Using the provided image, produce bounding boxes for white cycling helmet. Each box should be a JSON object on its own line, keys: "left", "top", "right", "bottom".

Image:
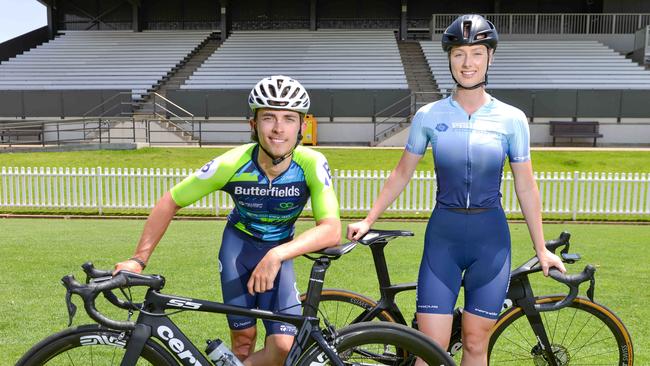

{"left": 248, "top": 75, "right": 310, "bottom": 114}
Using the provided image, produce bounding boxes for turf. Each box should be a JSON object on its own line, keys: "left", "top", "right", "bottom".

{"left": 1, "top": 218, "right": 647, "bottom": 365}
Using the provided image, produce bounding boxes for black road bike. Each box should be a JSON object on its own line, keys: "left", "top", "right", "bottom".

{"left": 303, "top": 230, "right": 634, "bottom": 366}
{"left": 17, "top": 243, "right": 455, "bottom": 366}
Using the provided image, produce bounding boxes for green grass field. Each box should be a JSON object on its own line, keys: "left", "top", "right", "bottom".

{"left": 1, "top": 218, "right": 647, "bottom": 365}
{"left": 1, "top": 146, "right": 650, "bottom": 173}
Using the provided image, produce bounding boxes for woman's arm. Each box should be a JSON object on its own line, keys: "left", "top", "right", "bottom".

{"left": 347, "top": 150, "right": 422, "bottom": 240}
{"left": 511, "top": 161, "right": 566, "bottom": 275}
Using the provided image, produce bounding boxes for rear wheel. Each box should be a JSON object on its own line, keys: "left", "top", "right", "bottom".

{"left": 297, "top": 322, "right": 455, "bottom": 366}
{"left": 16, "top": 324, "right": 178, "bottom": 365}
{"left": 301, "top": 288, "right": 396, "bottom": 330}
{"left": 488, "top": 296, "right": 633, "bottom": 366}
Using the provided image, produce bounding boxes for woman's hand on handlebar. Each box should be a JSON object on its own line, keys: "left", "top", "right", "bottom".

{"left": 537, "top": 248, "right": 566, "bottom": 276}
{"left": 347, "top": 219, "right": 372, "bottom": 241}
{"left": 113, "top": 259, "right": 144, "bottom": 276}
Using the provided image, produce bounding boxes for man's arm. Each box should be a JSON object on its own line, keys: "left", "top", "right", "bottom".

{"left": 247, "top": 218, "right": 341, "bottom": 295}
{"left": 114, "top": 191, "right": 181, "bottom": 274}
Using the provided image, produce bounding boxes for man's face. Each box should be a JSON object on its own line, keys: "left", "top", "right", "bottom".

{"left": 449, "top": 44, "right": 492, "bottom": 88}
{"left": 252, "top": 108, "right": 304, "bottom": 158}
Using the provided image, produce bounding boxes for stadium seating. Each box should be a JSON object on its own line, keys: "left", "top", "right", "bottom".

{"left": 420, "top": 40, "right": 650, "bottom": 91}
{"left": 0, "top": 31, "right": 212, "bottom": 98}
{"left": 182, "top": 29, "right": 408, "bottom": 89}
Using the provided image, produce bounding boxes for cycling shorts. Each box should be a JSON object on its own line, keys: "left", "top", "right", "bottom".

{"left": 416, "top": 207, "right": 511, "bottom": 320}
{"left": 219, "top": 223, "right": 300, "bottom": 336}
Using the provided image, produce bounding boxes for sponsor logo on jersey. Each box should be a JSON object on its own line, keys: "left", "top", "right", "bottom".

{"left": 315, "top": 155, "right": 332, "bottom": 187}
{"left": 234, "top": 186, "right": 301, "bottom": 197}
{"left": 195, "top": 158, "right": 219, "bottom": 180}
{"left": 275, "top": 201, "right": 296, "bottom": 211}
{"left": 435, "top": 123, "right": 449, "bottom": 132}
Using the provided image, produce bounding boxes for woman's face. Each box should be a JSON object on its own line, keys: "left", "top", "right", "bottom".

{"left": 449, "top": 45, "right": 492, "bottom": 88}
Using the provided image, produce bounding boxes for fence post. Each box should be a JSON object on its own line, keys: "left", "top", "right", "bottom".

{"left": 572, "top": 171, "right": 579, "bottom": 220}
{"left": 96, "top": 167, "right": 103, "bottom": 216}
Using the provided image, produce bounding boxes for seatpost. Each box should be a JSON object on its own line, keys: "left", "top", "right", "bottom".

{"left": 302, "top": 257, "right": 331, "bottom": 318}
{"left": 369, "top": 241, "right": 393, "bottom": 288}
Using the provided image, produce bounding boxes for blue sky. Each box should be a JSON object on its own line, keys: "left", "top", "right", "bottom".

{"left": 0, "top": 0, "right": 47, "bottom": 43}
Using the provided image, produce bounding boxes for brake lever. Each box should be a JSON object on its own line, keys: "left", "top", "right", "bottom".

{"left": 64, "top": 288, "right": 77, "bottom": 327}
{"left": 587, "top": 275, "right": 596, "bottom": 302}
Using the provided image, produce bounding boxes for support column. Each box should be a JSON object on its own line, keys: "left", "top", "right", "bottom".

{"left": 220, "top": 1, "right": 228, "bottom": 40}
{"left": 400, "top": 0, "right": 407, "bottom": 41}
{"left": 132, "top": 2, "right": 142, "bottom": 32}
{"left": 46, "top": 1, "right": 58, "bottom": 39}
{"left": 310, "top": 0, "right": 317, "bottom": 31}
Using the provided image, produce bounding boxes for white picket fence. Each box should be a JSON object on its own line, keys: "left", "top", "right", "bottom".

{"left": 2, "top": 167, "right": 650, "bottom": 219}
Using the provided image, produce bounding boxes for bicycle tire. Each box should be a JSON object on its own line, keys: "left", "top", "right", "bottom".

{"left": 488, "top": 295, "right": 633, "bottom": 366}
{"left": 301, "top": 288, "right": 397, "bottom": 329}
{"left": 16, "top": 324, "right": 178, "bottom": 366}
{"left": 296, "top": 321, "right": 455, "bottom": 366}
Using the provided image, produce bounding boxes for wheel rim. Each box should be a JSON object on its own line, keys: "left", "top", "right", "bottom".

{"left": 489, "top": 297, "right": 632, "bottom": 366}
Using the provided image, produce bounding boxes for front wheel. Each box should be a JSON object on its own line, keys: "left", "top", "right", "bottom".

{"left": 16, "top": 324, "right": 178, "bottom": 365}
{"left": 297, "top": 322, "right": 455, "bottom": 366}
{"left": 489, "top": 295, "right": 634, "bottom": 366}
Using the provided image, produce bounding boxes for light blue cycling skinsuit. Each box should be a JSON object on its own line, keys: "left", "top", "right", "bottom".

{"left": 170, "top": 143, "right": 339, "bottom": 335}
{"left": 406, "top": 95, "right": 530, "bottom": 319}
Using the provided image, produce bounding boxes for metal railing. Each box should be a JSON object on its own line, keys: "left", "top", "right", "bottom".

{"left": 2, "top": 167, "right": 649, "bottom": 219}
{"left": 431, "top": 13, "right": 650, "bottom": 35}
{"left": 373, "top": 91, "right": 446, "bottom": 143}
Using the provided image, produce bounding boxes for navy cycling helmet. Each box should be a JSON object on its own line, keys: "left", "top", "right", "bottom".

{"left": 442, "top": 14, "right": 498, "bottom": 90}
{"left": 441, "top": 14, "right": 498, "bottom": 53}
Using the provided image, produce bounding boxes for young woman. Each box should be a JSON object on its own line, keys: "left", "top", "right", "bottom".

{"left": 347, "top": 14, "right": 566, "bottom": 365}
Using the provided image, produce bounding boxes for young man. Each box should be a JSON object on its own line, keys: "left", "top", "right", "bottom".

{"left": 114, "top": 75, "right": 341, "bottom": 365}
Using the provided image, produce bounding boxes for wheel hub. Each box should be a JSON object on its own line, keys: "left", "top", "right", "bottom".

{"left": 531, "top": 343, "right": 570, "bottom": 366}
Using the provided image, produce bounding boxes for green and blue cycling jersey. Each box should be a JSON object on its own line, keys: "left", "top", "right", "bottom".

{"left": 170, "top": 143, "right": 339, "bottom": 242}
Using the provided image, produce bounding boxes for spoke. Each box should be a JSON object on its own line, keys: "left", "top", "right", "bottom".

{"left": 65, "top": 348, "right": 75, "bottom": 365}
{"left": 558, "top": 306, "right": 578, "bottom": 347}
{"left": 499, "top": 321, "right": 536, "bottom": 352}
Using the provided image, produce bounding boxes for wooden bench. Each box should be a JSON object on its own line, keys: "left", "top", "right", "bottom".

{"left": 0, "top": 126, "right": 43, "bottom": 143}
{"left": 549, "top": 121, "right": 603, "bottom": 147}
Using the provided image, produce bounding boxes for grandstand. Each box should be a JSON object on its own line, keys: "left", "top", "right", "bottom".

{"left": 420, "top": 40, "right": 650, "bottom": 91}
{"left": 182, "top": 29, "right": 408, "bottom": 90}
{"left": 0, "top": 30, "right": 212, "bottom": 100}
{"left": 166, "top": 29, "right": 410, "bottom": 120}
{"left": 1, "top": 1, "right": 650, "bottom": 146}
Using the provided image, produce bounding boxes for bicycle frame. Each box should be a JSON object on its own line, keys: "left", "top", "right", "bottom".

{"left": 86, "top": 255, "right": 344, "bottom": 366}
{"left": 335, "top": 230, "right": 595, "bottom": 365}
{"left": 119, "top": 291, "right": 336, "bottom": 366}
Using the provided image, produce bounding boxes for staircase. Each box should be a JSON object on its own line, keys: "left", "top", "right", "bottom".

{"left": 129, "top": 34, "right": 221, "bottom": 144}
{"left": 135, "top": 33, "right": 221, "bottom": 115}
{"left": 160, "top": 36, "right": 221, "bottom": 91}
{"left": 372, "top": 41, "right": 442, "bottom": 145}
{"left": 397, "top": 40, "right": 441, "bottom": 107}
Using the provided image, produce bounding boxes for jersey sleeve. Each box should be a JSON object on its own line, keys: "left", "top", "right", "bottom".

{"left": 405, "top": 107, "right": 429, "bottom": 155}
{"left": 507, "top": 109, "right": 531, "bottom": 163}
{"left": 296, "top": 148, "right": 340, "bottom": 221}
{"left": 170, "top": 145, "right": 252, "bottom": 207}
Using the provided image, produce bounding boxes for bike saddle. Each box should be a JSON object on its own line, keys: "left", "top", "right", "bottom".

{"left": 305, "top": 241, "right": 357, "bottom": 260}
{"left": 358, "top": 229, "right": 414, "bottom": 246}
